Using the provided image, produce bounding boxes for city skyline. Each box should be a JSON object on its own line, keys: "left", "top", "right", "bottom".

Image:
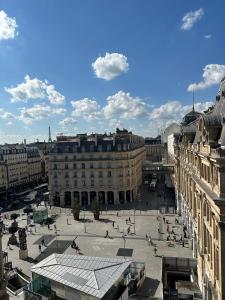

{"left": 0, "top": 0, "right": 225, "bottom": 143}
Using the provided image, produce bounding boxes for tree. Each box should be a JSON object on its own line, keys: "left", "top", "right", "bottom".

{"left": 8, "top": 220, "right": 18, "bottom": 245}
{"left": 72, "top": 198, "right": 80, "bottom": 221}
{"left": 10, "top": 213, "right": 19, "bottom": 220}
{"left": 91, "top": 199, "right": 100, "bottom": 220}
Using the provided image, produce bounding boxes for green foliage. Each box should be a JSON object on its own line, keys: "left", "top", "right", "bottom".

{"left": 71, "top": 198, "right": 80, "bottom": 213}
{"left": 91, "top": 199, "right": 100, "bottom": 213}
{"left": 8, "top": 225, "right": 18, "bottom": 235}
{"left": 23, "top": 207, "right": 33, "bottom": 214}
{"left": 10, "top": 213, "right": 19, "bottom": 220}
{"left": 43, "top": 217, "right": 54, "bottom": 225}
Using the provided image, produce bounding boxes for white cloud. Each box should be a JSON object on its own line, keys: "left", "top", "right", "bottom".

{"left": 149, "top": 100, "right": 213, "bottom": 123}
{"left": 5, "top": 75, "right": 65, "bottom": 105}
{"left": 18, "top": 104, "right": 66, "bottom": 124}
{"left": 204, "top": 34, "right": 212, "bottom": 39}
{"left": 0, "top": 108, "right": 15, "bottom": 121}
{"left": 71, "top": 98, "right": 100, "bottom": 120}
{"left": 59, "top": 117, "right": 77, "bottom": 127}
{"left": 0, "top": 10, "right": 18, "bottom": 40}
{"left": 92, "top": 52, "right": 129, "bottom": 80}
{"left": 188, "top": 64, "right": 225, "bottom": 91}
{"left": 181, "top": 8, "right": 204, "bottom": 31}
{"left": 103, "top": 91, "right": 148, "bottom": 119}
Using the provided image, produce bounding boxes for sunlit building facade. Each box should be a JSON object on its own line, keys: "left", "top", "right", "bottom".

{"left": 174, "top": 78, "right": 225, "bottom": 300}
{"left": 48, "top": 129, "right": 146, "bottom": 207}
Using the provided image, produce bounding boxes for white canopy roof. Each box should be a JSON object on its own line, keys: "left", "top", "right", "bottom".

{"left": 32, "top": 254, "right": 132, "bottom": 298}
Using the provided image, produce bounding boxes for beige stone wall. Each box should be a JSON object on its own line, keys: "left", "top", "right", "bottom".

{"left": 174, "top": 142, "right": 225, "bottom": 299}
{"left": 48, "top": 146, "right": 146, "bottom": 206}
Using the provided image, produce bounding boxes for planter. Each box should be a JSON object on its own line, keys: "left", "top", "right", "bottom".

{"left": 94, "top": 212, "right": 100, "bottom": 220}
{"left": 73, "top": 212, "right": 80, "bottom": 221}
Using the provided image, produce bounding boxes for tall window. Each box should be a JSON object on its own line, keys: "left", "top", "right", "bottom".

{"left": 53, "top": 164, "right": 57, "bottom": 170}
{"left": 82, "top": 163, "right": 85, "bottom": 169}
{"left": 73, "top": 163, "right": 77, "bottom": 169}
{"left": 65, "top": 164, "right": 68, "bottom": 169}
{"left": 107, "top": 171, "right": 112, "bottom": 177}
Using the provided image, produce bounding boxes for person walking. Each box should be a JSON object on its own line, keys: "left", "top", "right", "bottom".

{"left": 154, "top": 247, "right": 158, "bottom": 256}
{"left": 163, "top": 216, "right": 165, "bottom": 223}
{"left": 41, "top": 238, "right": 46, "bottom": 247}
{"left": 54, "top": 224, "right": 57, "bottom": 231}
{"left": 128, "top": 217, "right": 131, "bottom": 222}
{"left": 182, "top": 240, "right": 185, "bottom": 247}
{"left": 127, "top": 227, "right": 130, "bottom": 234}
{"left": 146, "top": 234, "right": 148, "bottom": 240}
{"left": 112, "top": 221, "right": 115, "bottom": 228}
{"left": 47, "top": 224, "right": 50, "bottom": 230}
{"left": 38, "top": 244, "right": 42, "bottom": 253}
{"left": 105, "top": 230, "right": 109, "bottom": 238}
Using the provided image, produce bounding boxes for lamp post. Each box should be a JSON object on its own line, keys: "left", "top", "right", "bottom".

{"left": 83, "top": 209, "right": 86, "bottom": 233}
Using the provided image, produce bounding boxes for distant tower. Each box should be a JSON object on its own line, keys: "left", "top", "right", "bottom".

{"left": 48, "top": 126, "right": 52, "bottom": 143}
{"left": 192, "top": 88, "right": 195, "bottom": 112}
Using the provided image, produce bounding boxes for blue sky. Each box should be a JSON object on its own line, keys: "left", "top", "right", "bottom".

{"left": 0, "top": 0, "right": 225, "bottom": 143}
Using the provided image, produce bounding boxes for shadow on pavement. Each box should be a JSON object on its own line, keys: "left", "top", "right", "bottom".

{"left": 136, "top": 277, "right": 160, "bottom": 297}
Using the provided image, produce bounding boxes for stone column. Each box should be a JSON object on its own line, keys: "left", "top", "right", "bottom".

{"left": 60, "top": 192, "right": 65, "bottom": 207}
{"left": 88, "top": 192, "right": 90, "bottom": 206}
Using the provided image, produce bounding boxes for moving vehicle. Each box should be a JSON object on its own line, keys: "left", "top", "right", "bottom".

{"left": 24, "top": 191, "right": 37, "bottom": 203}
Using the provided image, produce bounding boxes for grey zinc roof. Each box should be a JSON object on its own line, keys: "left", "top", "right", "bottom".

{"left": 32, "top": 254, "right": 132, "bottom": 299}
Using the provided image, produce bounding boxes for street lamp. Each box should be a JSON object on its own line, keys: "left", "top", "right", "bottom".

{"left": 83, "top": 209, "right": 86, "bottom": 233}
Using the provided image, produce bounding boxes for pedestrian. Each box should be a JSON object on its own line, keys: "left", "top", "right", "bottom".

{"left": 127, "top": 227, "right": 130, "bottom": 234}
{"left": 105, "top": 230, "right": 109, "bottom": 238}
{"left": 112, "top": 221, "right": 115, "bottom": 228}
{"left": 146, "top": 234, "right": 148, "bottom": 240}
{"left": 41, "top": 238, "right": 45, "bottom": 247}
{"left": 167, "top": 235, "right": 170, "bottom": 241}
{"left": 67, "top": 218, "right": 69, "bottom": 225}
{"left": 154, "top": 247, "right": 158, "bottom": 256}
{"left": 116, "top": 212, "right": 119, "bottom": 217}
{"left": 7, "top": 240, "right": 10, "bottom": 249}
{"left": 47, "top": 224, "right": 50, "bottom": 230}
{"left": 128, "top": 217, "right": 131, "bottom": 222}
{"left": 38, "top": 244, "right": 42, "bottom": 253}
{"left": 54, "top": 224, "right": 57, "bottom": 231}
{"left": 182, "top": 240, "right": 185, "bottom": 247}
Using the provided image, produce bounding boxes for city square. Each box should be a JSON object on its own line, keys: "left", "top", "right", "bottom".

{"left": 1, "top": 187, "right": 192, "bottom": 299}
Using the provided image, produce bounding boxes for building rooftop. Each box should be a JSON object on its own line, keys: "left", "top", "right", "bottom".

{"left": 32, "top": 254, "right": 132, "bottom": 298}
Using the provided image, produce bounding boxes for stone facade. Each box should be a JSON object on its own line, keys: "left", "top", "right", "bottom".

{"left": 174, "top": 78, "right": 225, "bottom": 300}
{"left": 0, "top": 145, "right": 42, "bottom": 201}
{"left": 145, "top": 136, "right": 163, "bottom": 162}
{"left": 48, "top": 129, "right": 146, "bottom": 207}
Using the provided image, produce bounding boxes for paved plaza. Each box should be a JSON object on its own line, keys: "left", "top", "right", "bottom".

{"left": 1, "top": 186, "right": 192, "bottom": 299}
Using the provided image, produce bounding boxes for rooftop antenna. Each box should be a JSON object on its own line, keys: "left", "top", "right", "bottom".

{"left": 192, "top": 88, "right": 195, "bottom": 112}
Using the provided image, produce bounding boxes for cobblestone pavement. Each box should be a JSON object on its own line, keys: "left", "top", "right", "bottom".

{"left": 2, "top": 184, "right": 192, "bottom": 299}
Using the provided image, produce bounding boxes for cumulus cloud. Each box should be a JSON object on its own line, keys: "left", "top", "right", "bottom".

{"left": 92, "top": 52, "right": 129, "bottom": 80}
{"left": 103, "top": 91, "right": 148, "bottom": 119}
{"left": 149, "top": 100, "right": 213, "bottom": 123}
{"left": 188, "top": 64, "right": 225, "bottom": 91}
{"left": 5, "top": 75, "right": 65, "bottom": 105}
{"left": 0, "top": 10, "right": 18, "bottom": 40}
{"left": 204, "top": 34, "right": 212, "bottom": 39}
{"left": 59, "top": 117, "right": 77, "bottom": 128}
{"left": 18, "top": 104, "right": 66, "bottom": 124}
{"left": 181, "top": 8, "right": 204, "bottom": 31}
{"left": 71, "top": 98, "right": 100, "bottom": 120}
{"left": 0, "top": 108, "right": 15, "bottom": 122}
